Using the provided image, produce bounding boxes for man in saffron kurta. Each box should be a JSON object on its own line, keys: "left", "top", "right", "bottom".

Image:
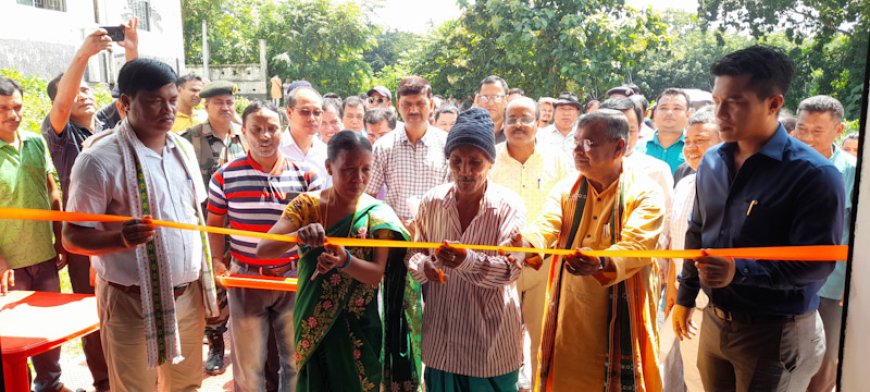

{"left": 522, "top": 110, "right": 665, "bottom": 392}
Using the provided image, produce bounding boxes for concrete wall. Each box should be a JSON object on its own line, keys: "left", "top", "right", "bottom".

{"left": 0, "top": 0, "right": 185, "bottom": 82}
{"left": 186, "top": 64, "right": 268, "bottom": 99}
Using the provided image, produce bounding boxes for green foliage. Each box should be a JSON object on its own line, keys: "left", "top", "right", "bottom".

{"left": 408, "top": 0, "right": 670, "bottom": 101}
{"left": 697, "top": 0, "right": 868, "bottom": 119}
{"left": 1, "top": 68, "right": 113, "bottom": 135}
{"left": 365, "top": 30, "right": 422, "bottom": 74}
{"left": 259, "top": 0, "right": 377, "bottom": 96}
{"left": 182, "top": 0, "right": 379, "bottom": 97}
{"left": 181, "top": 0, "right": 265, "bottom": 65}
{"left": 234, "top": 95, "right": 252, "bottom": 115}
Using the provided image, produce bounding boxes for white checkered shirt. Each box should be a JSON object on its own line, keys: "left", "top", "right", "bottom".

{"left": 365, "top": 124, "right": 451, "bottom": 220}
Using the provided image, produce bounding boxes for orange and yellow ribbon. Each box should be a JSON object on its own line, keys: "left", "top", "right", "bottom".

{"left": 0, "top": 207, "right": 849, "bottom": 292}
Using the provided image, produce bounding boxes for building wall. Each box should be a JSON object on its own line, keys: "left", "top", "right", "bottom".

{"left": 186, "top": 64, "right": 269, "bottom": 99}
{"left": 0, "top": 0, "right": 185, "bottom": 83}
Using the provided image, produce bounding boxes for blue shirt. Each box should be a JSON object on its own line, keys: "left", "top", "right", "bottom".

{"left": 677, "top": 125, "right": 844, "bottom": 316}
{"left": 638, "top": 131, "right": 685, "bottom": 174}
{"left": 817, "top": 146, "right": 856, "bottom": 300}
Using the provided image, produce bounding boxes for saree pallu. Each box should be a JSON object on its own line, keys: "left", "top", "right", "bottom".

{"left": 292, "top": 195, "right": 422, "bottom": 392}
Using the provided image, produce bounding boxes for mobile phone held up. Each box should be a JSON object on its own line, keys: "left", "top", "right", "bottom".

{"left": 101, "top": 26, "right": 125, "bottom": 42}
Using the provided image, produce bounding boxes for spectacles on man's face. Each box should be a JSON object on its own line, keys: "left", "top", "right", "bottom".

{"left": 294, "top": 108, "right": 323, "bottom": 117}
{"left": 505, "top": 116, "right": 537, "bottom": 127}
{"left": 478, "top": 95, "right": 505, "bottom": 104}
{"left": 368, "top": 97, "right": 387, "bottom": 105}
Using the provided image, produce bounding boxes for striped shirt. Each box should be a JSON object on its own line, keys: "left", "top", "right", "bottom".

{"left": 365, "top": 124, "right": 451, "bottom": 220}
{"left": 407, "top": 182, "right": 527, "bottom": 378}
{"left": 208, "top": 154, "right": 322, "bottom": 265}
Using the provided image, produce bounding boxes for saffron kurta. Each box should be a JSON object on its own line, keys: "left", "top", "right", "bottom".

{"left": 523, "top": 167, "right": 665, "bottom": 392}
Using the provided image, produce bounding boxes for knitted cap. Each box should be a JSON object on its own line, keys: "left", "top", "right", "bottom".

{"left": 445, "top": 108, "right": 496, "bottom": 162}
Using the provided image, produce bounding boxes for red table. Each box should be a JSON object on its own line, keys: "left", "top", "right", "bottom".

{"left": 1, "top": 291, "right": 99, "bottom": 392}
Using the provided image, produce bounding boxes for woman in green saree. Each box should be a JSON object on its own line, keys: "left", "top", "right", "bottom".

{"left": 257, "top": 130, "right": 422, "bottom": 392}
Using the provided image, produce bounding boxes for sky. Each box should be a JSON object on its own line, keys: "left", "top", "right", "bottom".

{"left": 366, "top": 0, "right": 700, "bottom": 34}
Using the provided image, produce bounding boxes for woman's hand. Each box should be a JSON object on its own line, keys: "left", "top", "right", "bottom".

{"left": 296, "top": 223, "right": 327, "bottom": 247}
{"left": 316, "top": 243, "right": 348, "bottom": 274}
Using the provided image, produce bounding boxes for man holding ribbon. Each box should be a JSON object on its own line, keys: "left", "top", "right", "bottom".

{"left": 62, "top": 59, "right": 219, "bottom": 391}
{"left": 407, "top": 108, "right": 527, "bottom": 391}
{"left": 207, "top": 100, "right": 322, "bottom": 391}
{"left": 672, "top": 46, "right": 844, "bottom": 392}
{"left": 521, "top": 109, "right": 665, "bottom": 391}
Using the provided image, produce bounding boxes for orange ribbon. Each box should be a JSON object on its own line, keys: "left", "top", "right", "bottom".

{"left": 1, "top": 207, "right": 849, "bottom": 292}
{"left": 216, "top": 275, "right": 298, "bottom": 292}
{"left": 0, "top": 207, "right": 848, "bottom": 261}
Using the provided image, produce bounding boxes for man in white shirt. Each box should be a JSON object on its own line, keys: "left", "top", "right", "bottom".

{"left": 63, "top": 58, "right": 218, "bottom": 391}
{"left": 280, "top": 86, "right": 330, "bottom": 186}
{"left": 538, "top": 92, "right": 581, "bottom": 157}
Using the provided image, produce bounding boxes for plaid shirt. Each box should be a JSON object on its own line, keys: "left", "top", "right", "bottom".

{"left": 365, "top": 124, "right": 451, "bottom": 220}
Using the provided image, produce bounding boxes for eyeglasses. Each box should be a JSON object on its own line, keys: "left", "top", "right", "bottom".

{"left": 368, "top": 97, "right": 387, "bottom": 105}
{"left": 294, "top": 108, "right": 323, "bottom": 117}
{"left": 574, "top": 137, "right": 619, "bottom": 151}
{"left": 478, "top": 95, "right": 505, "bottom": 104}
{"left": 505, "top": 116, "right": 536, "bottom": 126}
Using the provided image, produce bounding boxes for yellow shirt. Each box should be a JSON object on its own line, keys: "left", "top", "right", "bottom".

{"left": 171, "top": 109, "right": 207, "bottom": 133}
{"left": 523, "top": 167, "right": 665, "bottom": 391}
{"left": 489, "top": 143, "right": 575, "bottom": 222}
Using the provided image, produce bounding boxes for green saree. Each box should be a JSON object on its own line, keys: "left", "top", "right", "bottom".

{"left": 293, "top": 194, "right": 422, "bottom": 392}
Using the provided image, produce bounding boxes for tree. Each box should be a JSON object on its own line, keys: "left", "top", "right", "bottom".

{"left": 697, "top": 0, "right": 869, "bottom": 119}
{"left": 181, "top": 0, "right": 264, "bottom": 65}
{"left": 365, "top": 30, "right": 422, "bottom": 75}
{"left": 408, "top": 0, "right": 670, "bottom": 101}
{"left": 258, "top": 0, "right": 377, "bottom": 96}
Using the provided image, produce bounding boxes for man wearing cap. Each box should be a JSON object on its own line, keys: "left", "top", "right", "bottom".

{"left": 407, "top": 107, "right": 526, "bottom": 391}
{"left": 472, "top": 75, "right": 509, "bottom": 143}
{"left": 180, "top": 79, "right": 246, "bottom": 374}
{"left": 539, "top": 92, "right": 582, "bottom": 157}
{"left": 40, "top": 22, "right": 140, "bottom": 392}
{"left": 366, "top": 76, "right": 449, "bottom": 230}
{"left": 366, "top": 85, "right": 393, "bottom": 110}
{"left": 181, "top": 80, "right": 246, "bottom": 189}
{"left": 489, "top": 97, "right": 574, "bottom": 391}
{"left": 520, "top": 110, "right": 665, "bottom": 391}
{"left": 172, "top": 74, "right": 207, "bottom": 133}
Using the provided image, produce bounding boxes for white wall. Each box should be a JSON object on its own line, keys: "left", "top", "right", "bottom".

{"left": 0, "top": 0, "right": 185, "bottom": 80}
{"left": 841, "top": 85, "right": 870, "bottom": 390}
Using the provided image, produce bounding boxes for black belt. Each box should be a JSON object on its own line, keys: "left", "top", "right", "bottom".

{"left": 107, "top": 280, "right": 191, "bottom": 300}
{"left": 708, "top": 305, "right": 813, "bottom": 324}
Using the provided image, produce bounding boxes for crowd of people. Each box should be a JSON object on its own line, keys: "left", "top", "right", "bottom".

{"left": 0, "top": 19, "right": 858, "bottom": 392}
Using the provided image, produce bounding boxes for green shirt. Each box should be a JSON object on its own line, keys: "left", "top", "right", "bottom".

{"left": 0, "top": 132, "right": 57, "bottom": 269}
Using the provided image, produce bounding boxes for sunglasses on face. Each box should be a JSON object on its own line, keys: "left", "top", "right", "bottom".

{"left": 368, "top": 97, "right": 387, "bottom": 105}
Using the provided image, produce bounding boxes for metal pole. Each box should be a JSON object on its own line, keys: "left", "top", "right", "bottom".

{"left": 202, "top": 19, "right": 210, "bottom": 79}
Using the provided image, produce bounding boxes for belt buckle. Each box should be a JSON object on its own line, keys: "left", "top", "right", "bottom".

{"left": 715, "top": 307, "right": 733, "bottom": 321}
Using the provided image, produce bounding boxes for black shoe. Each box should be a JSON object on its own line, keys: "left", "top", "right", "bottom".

{"left": 205, "top": 332, "right": 225, "bottom": 374}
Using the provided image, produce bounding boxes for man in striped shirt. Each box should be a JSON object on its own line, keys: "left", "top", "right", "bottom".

{"left": 206, "top": 101, "right": 322, "bottom": 391}
{"left": 407, "top": 108, "right": 526, "bottom": 391}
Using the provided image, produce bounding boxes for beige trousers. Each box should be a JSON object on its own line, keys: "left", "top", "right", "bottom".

{"left": 96, "top": 277, "right": 205, "bottom": 392}
{"left": 518, "top": 258, "right": 550, "bottom": 382}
